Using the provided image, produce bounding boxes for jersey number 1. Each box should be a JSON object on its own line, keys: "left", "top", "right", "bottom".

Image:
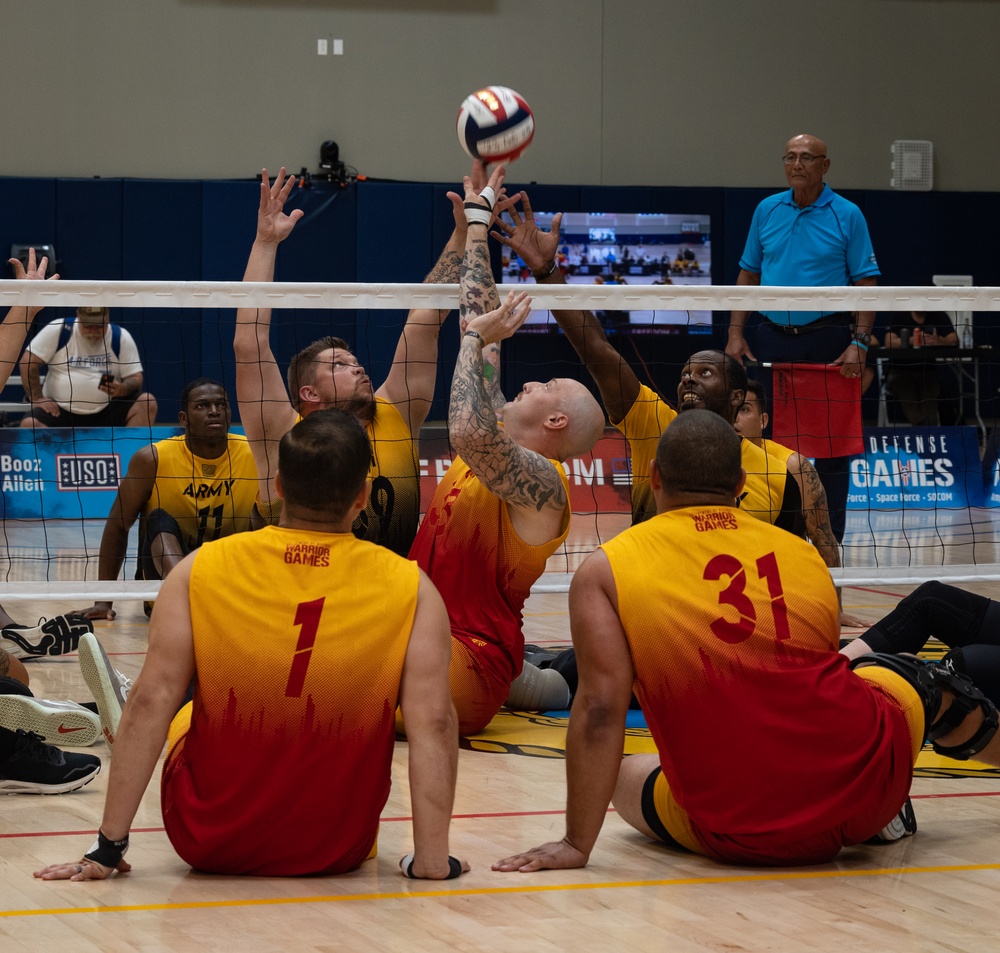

{"left": 285, "top": 597, "right": 325, "bottom": 697}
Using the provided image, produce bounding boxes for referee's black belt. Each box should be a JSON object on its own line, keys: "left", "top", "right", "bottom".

{"left": 764, "top": 312, "right": 851, "bottom": 335}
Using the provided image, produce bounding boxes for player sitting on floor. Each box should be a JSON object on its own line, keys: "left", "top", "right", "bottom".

{"left": 494, "top": 411, "right": 1000, "bottom": 872}
{"left": 80, "top": 378, "right": 257, "bottom": 622}
{"left": 408, "top": 171, "right": 605, "bottom": 736}
{"left": 34, "top": 410, "right": 468, "bottom": 881}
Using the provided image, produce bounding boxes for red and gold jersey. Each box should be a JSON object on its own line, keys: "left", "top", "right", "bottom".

{"left": 141, "top": 434, "right": 257, "bottom": 549}
{"left": 602, "top": 506, "right": 914, "bottom": 862}
{"left": 409, "top": 456, "right": 570, "bottom": 684}
{"left": 615, "top": 385, "right": 800, "bottom": 533}
{"left": 162, "top": 526, "right": 419, "bottom": 876}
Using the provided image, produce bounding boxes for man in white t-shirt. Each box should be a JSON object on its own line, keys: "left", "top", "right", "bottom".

{"left": 19, "top": 306, "right": 157, "bottom": 428}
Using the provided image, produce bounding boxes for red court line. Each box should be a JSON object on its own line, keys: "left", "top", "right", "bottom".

{"left": 847, "top": 585, "right": 915, "bottom": 598}
{"left": 3, "top": 797, "right": 996, "bottom": 842}
{"left": 0, "top": 810, "right": 582, "bottom": 841}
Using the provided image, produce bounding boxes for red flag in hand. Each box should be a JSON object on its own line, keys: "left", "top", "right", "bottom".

{"left": 770, "top": 363, "right": 863, "bottom": 458}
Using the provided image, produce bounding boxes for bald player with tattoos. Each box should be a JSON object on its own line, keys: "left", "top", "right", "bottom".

{"left": 409, "top": 169, "right": 605, "bottom": 736}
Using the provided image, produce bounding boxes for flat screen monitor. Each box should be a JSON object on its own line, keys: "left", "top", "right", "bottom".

{"left": 502, "top": 212, "right": 712, "bottom": 334}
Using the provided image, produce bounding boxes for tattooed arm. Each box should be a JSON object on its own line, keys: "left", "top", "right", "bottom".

{"left": 786, "top": 453, "right": 871, "bottom": 629}
{"left": 379, "top": 160, "right": 499, "bottom": 435}
{"left": 783, "top": 449, "right": 869, "bottom": 626}
{"left": 457, "top": 167, "right": 506, "bottom": 412}
{"left": 450, "top": 289, "right": 568, "bottom": 545}
{"left": 785, "top": 452, "right": 839, "bottom": 570}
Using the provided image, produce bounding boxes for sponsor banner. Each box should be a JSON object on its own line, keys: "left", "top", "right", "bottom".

{"left": 8, "top": 425, "right": 977, "bottom": 520}
{"left": 848, "top": 427, "right": 984, "bottom": 510}
{"left": 1, "top": 425, "right": 637, "bottom": 521}
{"left": 0, "top": 426, "right": 183, "bottom": 518}
{"left": 419, "top": 428, "right": 634, "bottom": 514}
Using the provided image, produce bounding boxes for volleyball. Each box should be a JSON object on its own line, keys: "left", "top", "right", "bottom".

{"left": 456, "top": 86, "right": 535, "bottom": 163}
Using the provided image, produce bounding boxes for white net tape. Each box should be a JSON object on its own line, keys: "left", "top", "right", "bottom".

{"left": 0, "top": 280, "right": 998, "bottom": 601}
{"left": 3, "top": 280, "right": 1000, "bottom": 311}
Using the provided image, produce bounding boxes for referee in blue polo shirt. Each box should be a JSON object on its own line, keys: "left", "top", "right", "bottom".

{"left": 726, "top": 133, "right": 880, "bottom": 545}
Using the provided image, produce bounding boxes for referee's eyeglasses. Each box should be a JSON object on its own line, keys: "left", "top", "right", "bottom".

{"left": 782, "top": 153, "right": 826, "bottom": 165}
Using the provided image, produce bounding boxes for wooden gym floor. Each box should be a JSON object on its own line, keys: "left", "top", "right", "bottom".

{"left": 3, "top": 514, "right": 1000, "bottom": 953}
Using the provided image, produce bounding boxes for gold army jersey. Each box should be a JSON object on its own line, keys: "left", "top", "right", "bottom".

{"left": 615, "top": 384, "right": 802, "bottom": 533}
{"left": 141, "top": 434, "right": 257, "bottom": 548}
{"left": 353, "top": 397, "right": 421, "bottom": 556}
{"left": 162, "top": 526, "right": 420, "bottom": 876}
{"left": 260, "top": 399, "right": 421, "bottom": 555}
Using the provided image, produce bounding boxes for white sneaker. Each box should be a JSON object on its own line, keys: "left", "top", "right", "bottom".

{"left": 868, "top": 797, "right": 918, "bottom": 843}
{"left": 0, "top": 614, "right": 94, "bottom": 659}
{"left": 78, "top": 633, "right": 132, "bottom": 748}
{"left": 0, "top": 695, "right": 101, "bottom": 747}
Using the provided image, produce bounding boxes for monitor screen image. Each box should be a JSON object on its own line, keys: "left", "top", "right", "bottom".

{"left": 502, "top": 211, "right": 712, "bottom": 333}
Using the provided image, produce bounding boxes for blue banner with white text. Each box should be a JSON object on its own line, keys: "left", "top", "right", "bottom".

{"left": 848, "top": 427, "right": 984, "bottom": 510}
{"left": 0, "top": 427, "right": 184, "bottom": 519}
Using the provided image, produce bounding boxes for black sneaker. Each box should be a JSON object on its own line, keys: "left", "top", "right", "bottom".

{"left": 523, "top": 644, "right": 569, "bottom": 669}
{"left": 0, "top": 614, "right": 94, "bottom": 659}
{"left": 867, "top": 797, "right": 918, "bottom": 843}
{"left": 0, "top": 730, "right": 101, "bottom": 794}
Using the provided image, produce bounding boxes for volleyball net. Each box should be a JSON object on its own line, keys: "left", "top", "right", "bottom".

{"left": 0, "top": 278, "right": 998, "bottom": 601}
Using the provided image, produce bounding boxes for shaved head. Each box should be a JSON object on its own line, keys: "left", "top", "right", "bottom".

{"left": 503, "top": 378, "right": 605, "bottom": 461}
{"left": 557, "top": 380, "right": 606, "bottom": 459}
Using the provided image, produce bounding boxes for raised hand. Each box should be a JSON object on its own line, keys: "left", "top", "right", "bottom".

{"left": 491, "top": 191, "right": 562, "bottom": 275}
{"left": 10, "top": 247, "right": 57, "bottom": 282}
{"left": 465, "top": 290, "right": 532, "bottom": 345}
{"left": 448, "top": 158, "right": 506, "bottom": 233}
{"left": 255, "top": 168, "right": 304, "bottom": 245}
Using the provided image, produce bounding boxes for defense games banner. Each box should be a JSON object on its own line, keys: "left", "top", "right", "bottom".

{"left": 848, "top": 426, "right": 984, "bottom": 510}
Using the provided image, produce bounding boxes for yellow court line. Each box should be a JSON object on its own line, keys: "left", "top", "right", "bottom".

{"left": 7, "top": 862, "right": 1000, "bottom": 919}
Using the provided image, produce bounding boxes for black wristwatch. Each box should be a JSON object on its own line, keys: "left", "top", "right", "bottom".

{"left": 853, "top": 331, "right": 872, "bottom": 347}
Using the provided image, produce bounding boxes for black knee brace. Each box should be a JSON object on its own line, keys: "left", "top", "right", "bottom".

{"left": 850, "top": 652, "right": 1000, "bottom": 761}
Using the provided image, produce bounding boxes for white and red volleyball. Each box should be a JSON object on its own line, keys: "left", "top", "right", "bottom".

{"left": 456, "top": 86, "right": 535, "bottom": 163}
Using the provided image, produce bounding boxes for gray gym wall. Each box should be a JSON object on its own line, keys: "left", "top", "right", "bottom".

{"left": 1, "top": 0, "right": 993, "bottom": 190}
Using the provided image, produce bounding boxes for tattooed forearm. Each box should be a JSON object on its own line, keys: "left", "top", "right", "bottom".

{"left": 450, "top": 338, "right": 566, "bottom": 513}
{"left": 450, "top": 339, "right": 504, "bottom": 447}
{"left": 426, "top": 249, "right": 463, "bottom": 285}
{"left": 795, "top": 457, "right": 840, "bottom": 568}
{"left": 459, "top": 240, "right": 501, "bottom": 327}
{"left": 459, "top": 235, "right": 503, "bottom": 401}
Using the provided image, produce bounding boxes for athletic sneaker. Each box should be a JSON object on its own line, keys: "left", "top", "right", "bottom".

{"left": 0, "top": 729, "right": 101, "bottom": 794}
{"left": 78, "top": 633, "right": 131, "bottom": 748}
{"left": 0, "top": 614, "right": 94, "bottom": 659}
{"left": 523, "top": 644, "right": 568, "bottom": 669}
{"left": 0, "top": 695, "right": 101, "bottom": 746}
{"left": 868, "top": 797, "right": 918, "bottom": 843}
